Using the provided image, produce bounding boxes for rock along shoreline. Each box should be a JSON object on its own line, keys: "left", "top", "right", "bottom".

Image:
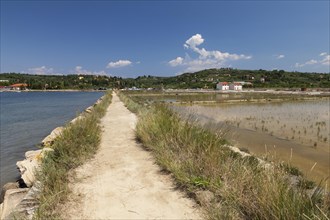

{"left": 0, "top": 95, "right": 106, "bottom": 220}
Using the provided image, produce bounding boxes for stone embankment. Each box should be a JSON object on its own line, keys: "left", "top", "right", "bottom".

{"left": 0, "top": 96, "right": 105, "bottom": 220}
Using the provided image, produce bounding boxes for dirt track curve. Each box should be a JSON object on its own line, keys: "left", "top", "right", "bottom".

{"left": 62, "top": 92, "right": 201, "bottom": 219}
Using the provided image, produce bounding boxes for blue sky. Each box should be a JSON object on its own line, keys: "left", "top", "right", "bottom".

{"left": 1, "top": 1, "right": 329, "bottom": 78}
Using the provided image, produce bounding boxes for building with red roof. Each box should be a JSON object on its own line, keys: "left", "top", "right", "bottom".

{"left": 216, "top": 82, "right": 229, "bottom": 90}
{"left": 10, "top": 83, "right": 28, "bottom": 90}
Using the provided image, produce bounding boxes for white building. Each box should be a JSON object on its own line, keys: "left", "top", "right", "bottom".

{"left": 216, "top": 82, "right": 229, "bottom": 90}
{"left": 229, "top": 83, "right": 243, "bottom": 91}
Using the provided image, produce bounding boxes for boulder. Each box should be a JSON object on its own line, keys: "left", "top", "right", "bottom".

{"left": 16, "top": 160, "right": 38, "bottom": 188}
{"left": 85, "top": 106, "right": 93, "bottom": 113}
{"left": 16, "top": 148, "right": 54, "bottom": 187}
{"left": 0, "top": 188, "right": 29, "bottom": 220}
{"left": 25, "top": 150, "right": 41, "bottom": 160}
{"left": 70, "top": 115, "right": 84, "bottom": 124}
{"left": 228, "top": 145, "right": 250, "bottom": 158}
{"left": 0, "top": 182, "right": 19, "bottom": 204}
{"left": 8, "top": 182, "right": 41, "bottom": 220}
{"left": 41, "top": 126, "right": 63, "bottom": 146}
{"left": 95, "top": 98, "right": 102, "bottom": 105}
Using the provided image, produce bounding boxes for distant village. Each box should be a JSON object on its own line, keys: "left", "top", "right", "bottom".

{"left": 0, "top": 77, "right": 252, "bottom": 92}
{"left": 0, "top": 80, "right": 269, "bottom": 92}
{"left": 126, "top": 81, "right": 252, "bottom": 91}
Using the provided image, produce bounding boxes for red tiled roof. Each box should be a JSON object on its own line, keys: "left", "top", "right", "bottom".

{"left": 10, "top": 83, "right": 28, "bottom": 87}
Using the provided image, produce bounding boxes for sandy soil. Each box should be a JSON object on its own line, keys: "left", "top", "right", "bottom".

{"left": 62, "top": 93, "right": 201, "bottom": 219}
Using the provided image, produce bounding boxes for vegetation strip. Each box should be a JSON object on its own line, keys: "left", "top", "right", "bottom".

{"left": 119, "top": 92, "right": 329, "bottom": 219}
{"left": 34, "top": 92, "right": 112, "bottom": 219}
{"left": 1, "top": 68, "right": 330, "bottom": 90}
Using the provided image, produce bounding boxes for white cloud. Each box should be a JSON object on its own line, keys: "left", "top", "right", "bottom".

{"left": 169, "top": 34, "right": 251, "bottom": 72}
{"left": 28, "top": 66, "right": 54, "bottom": 75}
{"left": 294, "top": 59, "right": 319, "bottom": 67}
{"left": 319, "top": 52, "right": 330, "bottom": 65}
{"left": 294, "top": 62, "right": 301, "bottom": 68}
{"left": 106, "top": 60, "right": 132, "bottom": 68}
{"left": 169, "top": 57, "right": 184, "bottom": 67}
{"left": 276, "top": 54, "right": 285, "bottom": 59}
{"left": 305, "top": 59, "right": 318, "bottom": 65}
{"left": 183, "top": 34, "right": 251, "bottom": 61}
{"left": 295, "top": 59, "right": 318, "bottom": 68}
{"left": 73, "top": 66, "right": 107, "bottom": 75}
{"left": 184, "top": 34, "right": 204, "bottom": 50}
{"left": 295, "top": 52, "right": 330, "bottom": 68}
{"left": 321, "top": 55, "right": 330, "bottom": 65}
{"left": 27, "top": 65, "right": 108, "bottom": 75}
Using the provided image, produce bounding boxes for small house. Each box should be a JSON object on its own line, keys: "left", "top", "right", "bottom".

{"left": 216, "top": 82, "right": 229, "bottom": 90}
{"left": 10, "top": 83, "right": 28, "bottom": 90}
{"left": 229, "top": 83, "right": 243, "bottom": 91}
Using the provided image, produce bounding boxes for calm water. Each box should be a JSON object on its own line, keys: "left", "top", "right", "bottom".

{"left": 0, "top": 91, "right": 104, "bottom": 188}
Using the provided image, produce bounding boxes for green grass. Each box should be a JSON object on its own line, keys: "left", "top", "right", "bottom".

{"left": 120, "top": 92, "right": 330, "bottom": 220}
{"left": 34, "top": 92, "right": 112, "bottom": 219}
{"left": 117, "top": 91, "right": 143, "bottom": 114}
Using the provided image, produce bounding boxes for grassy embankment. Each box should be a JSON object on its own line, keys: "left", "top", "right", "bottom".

{"left": 119, "top": 92, "right": 329, "bottom": 219}
{"left": 34, "top": 92, "right": 112, "bottom": 219}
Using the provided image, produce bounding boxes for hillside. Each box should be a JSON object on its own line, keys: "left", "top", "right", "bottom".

{"left": 124, "top": 68, "right": 330, "bottom": 89}
{"left": 1, "top": 68, "right": 329, "bottom": 90}
{"left": 0, "top": 73, "right": 122, "bottom": 90}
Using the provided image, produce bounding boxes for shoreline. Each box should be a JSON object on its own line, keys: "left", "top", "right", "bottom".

{"left": 163, "top": 88, "right": 330, "bottom": 92}
{"left": 0, "top": 91, "right": 105, "bottom": 189}
{"left": 0, "top": 88, "right": 329, "bottom": 94}
{"left": 170, "top": 96, "right": 329, "bottom": 105}
{"left": 0, "top": 89, "right": 108, "bottom": 92}
{"left": 0, "top": 93, "right": 108, "bottom": 219}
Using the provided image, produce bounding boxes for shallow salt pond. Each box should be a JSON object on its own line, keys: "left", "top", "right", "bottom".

{"left": 171, "top": 98, "right": 330, "bottom": 186}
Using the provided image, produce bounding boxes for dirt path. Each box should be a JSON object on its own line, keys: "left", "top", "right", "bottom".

{"left": 63, "top": 93, "right": 201, "bottom": 219}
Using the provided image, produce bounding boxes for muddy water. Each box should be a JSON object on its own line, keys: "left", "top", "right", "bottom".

{"left": 171, "top": 99, "right": 330, "bottom": 186}
{"left": 228, "top": 127, "right": 329, "bottom": 185}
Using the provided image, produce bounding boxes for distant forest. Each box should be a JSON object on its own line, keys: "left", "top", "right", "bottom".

{"left": 1, "top": 68, "right": 329, "bottom": 90}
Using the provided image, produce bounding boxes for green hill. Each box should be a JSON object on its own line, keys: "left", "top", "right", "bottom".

{"left": 0, "top": 73, "right": 122, "bottom": 90}
{"left": 124, "top": 68, "right": 330, "bottom": 89}
{"left": 1, "top": 68, "right": 329, "bottom": 90}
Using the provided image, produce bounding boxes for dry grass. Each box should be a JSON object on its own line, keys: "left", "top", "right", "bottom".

{"left": 33, "top": 92, "right": 112, "bottom": 220}
{"left": 120, "top": 92, "right": 330, "bottom": 220}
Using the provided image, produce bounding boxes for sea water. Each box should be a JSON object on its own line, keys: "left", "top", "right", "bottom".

{"left": 0, "top": 91, "right": 104, "bottom": 188}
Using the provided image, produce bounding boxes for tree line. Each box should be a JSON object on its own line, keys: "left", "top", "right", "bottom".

{"left": 1, "top": 68, "right": 329, "bottom": 90}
